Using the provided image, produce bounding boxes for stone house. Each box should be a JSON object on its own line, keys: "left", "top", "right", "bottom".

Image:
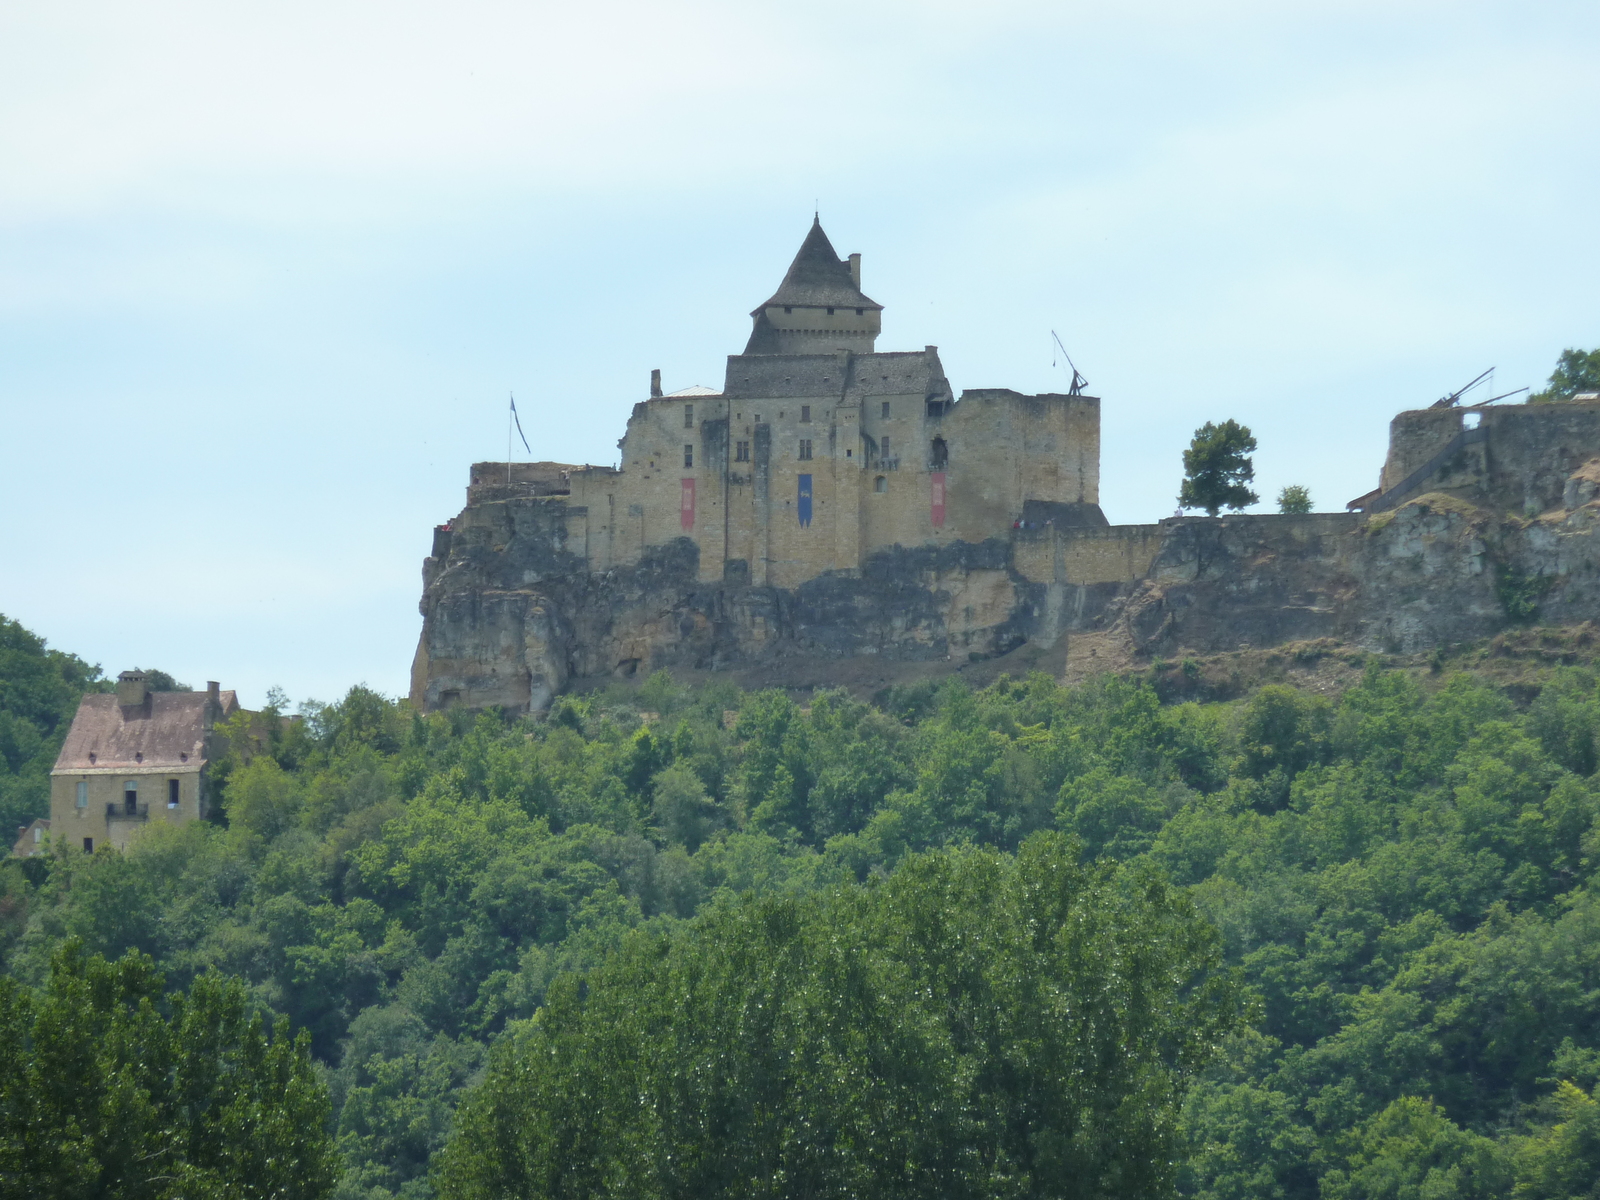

{"left": 50, "top": 670, "right": 239, "bottom": 853}
{"left": 12, "top": 818, "right": 49, "bottom": 858}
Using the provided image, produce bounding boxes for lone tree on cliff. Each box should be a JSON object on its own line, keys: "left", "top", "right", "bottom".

{"left": 1277, "top": 484, "right": 1312, "bottom": 514}
{"left": 1179, "top": 419, "right": 1258, "bottom": 516}
{"left": 1531, "top": 348, "right": 1600, "bottom": 403}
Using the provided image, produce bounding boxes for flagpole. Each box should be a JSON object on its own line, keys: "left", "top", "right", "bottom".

{"left": 507, "top": 393, "right": 513, "bottom": 486}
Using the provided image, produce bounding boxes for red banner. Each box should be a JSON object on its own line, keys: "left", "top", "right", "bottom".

{"left": 681, "top": 477, "right": 695, "bottom": 531}
{"left": 931, "top": 472, "right": 946, "bottom": 528}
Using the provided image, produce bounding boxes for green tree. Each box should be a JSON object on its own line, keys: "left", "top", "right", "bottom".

{"left": 434, "top": 833, "right": 1248, "bottom": 1200}
{"left": 1180, "top": 420, "right": 1259, "bottom": 516}
{"left": 0, "top": 615, "right": 108, "bottom": 837}
{"left": 1513, "top": 1080, "right": 1600, "bottom": 1198}
{"left": 0, "top": 940, "right": 339, "bottom": 1199}
{"left": 1530, "top": 348, "right": 1600, "bottom": 403}
{"left": 1277, "top": 484, "right": 1312, "bottom": 514}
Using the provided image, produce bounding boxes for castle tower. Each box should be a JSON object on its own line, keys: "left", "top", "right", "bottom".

{"left": 743, "top": 217, "right": 882, "bottom": 355}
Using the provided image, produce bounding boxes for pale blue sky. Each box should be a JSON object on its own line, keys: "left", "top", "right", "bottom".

{"left": 2, "top": 0, "right": 1596, "bottom": 706}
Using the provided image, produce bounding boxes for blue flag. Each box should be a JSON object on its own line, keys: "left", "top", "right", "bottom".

{"left": 798, "top": 474, "right": 812, "bottom": 527}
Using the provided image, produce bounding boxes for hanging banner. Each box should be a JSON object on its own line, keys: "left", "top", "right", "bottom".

{"left": 680, "top": 477, "right": 695, "bottom": 531}
{"left": 798, "top": 474, "right": 813, "bottom": 527}
{"left": 931, "top": 472, "right": 946, "bottom": 527}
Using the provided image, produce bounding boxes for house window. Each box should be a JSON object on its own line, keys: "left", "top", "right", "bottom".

{"left": 798, "top": 440, "right": 813, "bottom": 461}
{"left": 76, "top": 781, "right": 87, "bottom": 808}
{"left": 875, "top": 476, "right": 887, "bottom": 493}
{"left": 83, "top": 837, "right": 93, "bottom": 853}
{"left": 882, "top": 401, "right": 890, "bottom": 419}
{"left": 800, "top": 405, "right": 811, "bottom": 423}
{"left": 168, "top": 779, "right": 180, "bottom": 808}
{"left": 684, "top": 404, "right": 694, "bottom": 428}
{"left": 683, "top": 444, "right": 693, "bottom": 468}
{"left": 783, "top": 306, "right": 792, "bottom": 314}
{"left": 124, "top": 780, "right": 138, "bottom": 813}
{"left": 931, "top": 437, "right": 948, "bottom": 469}
{"left": 736, "top": 440, "right": 750, "bottom": 462}
{"left": 881, "top": 435, "right": 891, "bottom": 459}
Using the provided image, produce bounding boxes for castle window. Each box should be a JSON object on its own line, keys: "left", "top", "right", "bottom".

{"left": 875, "top": 476, "right": 887, "bottom": 493}
{"left": 798, "top": 440, "right": 813, "bottom": 461}
{"left": 784, "top": 306, "right": 792, "bottom": 314}
{"left": 827, "top": 307, "right": 835, "bottom": 315}
{"left": 736, "top": 440, "right": 750, "bottom": 462}
{"left": 882, "top": 401, "right": 891, "bottom": 419}
{"left": 881, "top": 435, "right": 891, "bottom": 459}
{"left": 169, "top": 779, "right": 180, "bottom": 808}
{"left": 684, "top": 405, "right": 694, "bottom": 428}
{"left": 683, "top": 444, "right": 694, "bottom": 468}
{"left": 76, "top": 781, "right": 87, "bottom": 808}
{"left": 856, "top": 308, "right": 864, "bottom": 316}
{"left": 931, "top": 437, "right": 948, "bottom": 469}
{"left": 800, "top": 405, "right": 810, "bottom": 423}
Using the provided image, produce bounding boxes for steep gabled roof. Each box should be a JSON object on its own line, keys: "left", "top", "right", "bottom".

{"left": 754, "top": 218, "right": 882, "bottom": 313}
{"left": 53, "top": 691, "right": 239, "bottom": 773}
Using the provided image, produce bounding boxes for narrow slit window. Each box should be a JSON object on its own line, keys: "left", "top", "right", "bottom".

{"left": 684, "top": 404, "right": 694, "bottom": 428}
{"left": 683, "top": 444, "right": 694, "bottom": 469}
{"left": 168, "top": 779, "right": 180, "bottom": 807}
{"left": 881, "top": 435, "right": 891, "bottom": 459}
{"left": 76, "top": 781, "right": 88, "bottom": 808}
{"left": 882, "top": 401, "right": 891, "bottom": 419}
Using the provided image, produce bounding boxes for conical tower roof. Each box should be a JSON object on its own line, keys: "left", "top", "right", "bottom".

{"left": 754, "top": 218, "right": 881, "bottom": 314}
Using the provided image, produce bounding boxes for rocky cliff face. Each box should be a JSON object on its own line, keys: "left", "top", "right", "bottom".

{"left": 1116, "top": 488, "right": 1600, "bottom": 659}
{"left": 412, "top": 469, "right": 1600, "bottom": 713}
{"left": 411, "top": 494, "right": 1089, "bottom": 712}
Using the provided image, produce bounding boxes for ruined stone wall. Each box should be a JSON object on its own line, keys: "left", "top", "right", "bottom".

{"left": 1379, "top": 401, "right": 1600, "bottom": 515}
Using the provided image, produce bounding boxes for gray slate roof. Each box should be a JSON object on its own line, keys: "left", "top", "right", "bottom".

{"left": 754, "top": 219, "right": 882, "bottom": 313}
{"left": 53, "top": 691, "right": 239, "bottom": 773}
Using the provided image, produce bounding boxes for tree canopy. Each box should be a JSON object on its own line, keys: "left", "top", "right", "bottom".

{"left": 7, "top": 611, "right": 1600, "bottom": 1196}
{"left": 1276, "top": 484, "right": 1312, "bottom": 515}
{"left": 1179, "top": 420, "right": 1259, "bottom": 516}
{"left": 0, "top": 614, "right": 108, "bottom": 840}
{"left": 0, "top": 940, "right": 337, "bottom": 1199}
{"left": 1531, "top": 347, "right": 1600, "bottom": 403}
{"left": 435, "top": 835, "right": 1247, "bottom": 1200}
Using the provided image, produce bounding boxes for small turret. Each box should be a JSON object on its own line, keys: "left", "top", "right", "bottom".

{"left": 744, "top": 218, "right": 882, "bottom": 355}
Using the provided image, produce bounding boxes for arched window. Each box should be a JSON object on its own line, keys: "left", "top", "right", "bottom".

{"left": 874, "top": 476, "right": 887, "bottom": 493}
{"left": 930, "top": 437, "right": 948, "bottom": 470}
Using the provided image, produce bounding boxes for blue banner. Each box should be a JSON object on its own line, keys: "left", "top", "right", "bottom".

{"left": 798, "top": 474, "right": 812, "bottom": 527}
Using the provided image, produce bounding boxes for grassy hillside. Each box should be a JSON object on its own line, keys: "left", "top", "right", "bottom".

{"left": 7, "top": 625, "right": 1600, "bottom": 1196}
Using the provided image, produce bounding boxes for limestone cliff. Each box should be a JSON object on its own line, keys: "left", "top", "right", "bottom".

{"left": 411, "top": 464, "right": 1600, "bottom": 713}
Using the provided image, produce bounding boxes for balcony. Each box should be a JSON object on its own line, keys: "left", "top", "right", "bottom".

{"left": 106, "top": 802, "right": 149, "bottom": 821}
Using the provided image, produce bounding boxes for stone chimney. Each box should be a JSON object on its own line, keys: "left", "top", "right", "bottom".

{"left": 650, "top": 369, "right": 663, "bottom": 399}
{"left": 848, "top": 253, "right": 861, "bottom": 288}
{"left": 116, "top": 671, "right": 148, "bottom": 708}
{"left": 206, "top": 682, "right": 220, "bottom": 715}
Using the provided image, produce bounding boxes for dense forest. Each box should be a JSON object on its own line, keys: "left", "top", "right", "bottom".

{"left": 8, "top": 609, "right": 1600, "bottom": 1196}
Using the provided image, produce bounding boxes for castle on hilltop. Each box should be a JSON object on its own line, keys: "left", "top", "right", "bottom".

{"left": 466, "top": 219, "right": 1104, "bottom": 593}
{"left": 413, "top": 222, "right": 1600, "bottom": 713}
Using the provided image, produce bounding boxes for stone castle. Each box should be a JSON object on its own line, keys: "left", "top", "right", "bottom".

{"left": 411, "top": 221, "right": 1600, "bottom": 712}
